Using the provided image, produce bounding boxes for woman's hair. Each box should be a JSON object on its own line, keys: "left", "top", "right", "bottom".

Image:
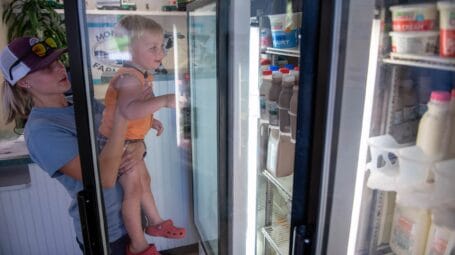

{"left": 115, "top": 15, "right": 163, "bottom": 48}
{"left": 1, "top": 80, "right": 32, "bottom": 124}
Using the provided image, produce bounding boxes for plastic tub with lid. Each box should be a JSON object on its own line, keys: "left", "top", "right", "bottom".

{"left": 390, "top": 3, "right": 437, "bottom": 31}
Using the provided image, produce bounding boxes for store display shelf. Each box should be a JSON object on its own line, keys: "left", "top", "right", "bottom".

{"left": 55, "top": 9, "right": 187, "bottom": 16}
{"left": 265, "top": 47, "right": 300, "bottom": 58}
{"left": 262, "top": 170, "right": 293, "bottom": 201}
{"left": 383, "top": 53, "right": 455, "bottom": 71}
{"left": 261, "top": 223, "right": 290, "bottom": 255}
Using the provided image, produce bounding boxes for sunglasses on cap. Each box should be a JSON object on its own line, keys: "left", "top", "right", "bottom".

{"left": 8, "top": 37, "right": 58, "bottom": 81}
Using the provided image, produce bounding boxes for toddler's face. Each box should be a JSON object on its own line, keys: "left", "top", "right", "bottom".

{"left": 131, "top": 31, "right": 165, "bottom": 70}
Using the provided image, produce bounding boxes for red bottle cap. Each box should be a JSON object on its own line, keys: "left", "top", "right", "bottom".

{"left": 431, "top": 91, "right": 451, "bottom": 102}
{"left": 260, "top": 58, "right": 271, "bottom": 65}
{"left": 279, "top": 67, "right": 290, "bottom": 74}
{"left": 262, "top": 70, "right": 272, "bottom": 75}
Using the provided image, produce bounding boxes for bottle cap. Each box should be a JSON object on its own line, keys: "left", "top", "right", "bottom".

{"left": 269, "top": 65, "right": 279, "bottom": 71}
{"left": 262, "top": 70, "right": 272, "bottom": 75}
{"left": 294, "top": 66, "right": 299, "bottom": 71}
{"left": 431, "top": 91, "right": 451, "bottom": 102}
{"left": 279, "top": 67, "right": 290, "bottom": 74}
{"left": 285, "top": 64, "right": 294, "bottom": 70}
{"left": 260, "top": 58, "right": 271, "bottom": 65}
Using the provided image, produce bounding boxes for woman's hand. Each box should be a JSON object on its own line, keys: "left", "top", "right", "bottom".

{"left": 118, "top": 141, "right": 146, "bottom": 175}
{"left": 151, "top": 118, "right": 164, "bottom": 136}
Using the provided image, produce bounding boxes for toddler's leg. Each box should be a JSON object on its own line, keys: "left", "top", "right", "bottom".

{"left": 119, "top": 164, "right": 149, "bottom": 254}
{"left": 139, "top": 164, "right": 163, "bottom": 225}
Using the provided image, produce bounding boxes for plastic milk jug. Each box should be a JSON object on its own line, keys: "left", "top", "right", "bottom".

{"left": 266, "top": 127, "right": 280, "bottom": 173}
{"left": 416, "top": 91, "right": 451, "bottom": 160}
{"left": 389, "top": 204, "right": 431, "bottom": 255}
{"left": 289, "top": 86, "right": 299, "bottom": 140}
{"left": 275, "top": 132, "right": 295, "bottom": 177}
{"left": 448, "top": 89, "right": 455, "bottom": 158}
{"left": 278, "top": 75, "right": 294, "bottom": 133}
{"left": 257, "top": 121, "right": 269, "bottom": 172}
{"left": 260, "top": 70, "right": 273, "bottom": 120}
{"left": 424, "top": 220, "right": 455, "bottom": 255}
{"left": 268, "top": 72, "right": 283, "bottom": 126}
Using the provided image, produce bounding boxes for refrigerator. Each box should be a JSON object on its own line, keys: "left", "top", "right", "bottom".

{"left": 188, "top": 0, "right": 455, "bottom": 254}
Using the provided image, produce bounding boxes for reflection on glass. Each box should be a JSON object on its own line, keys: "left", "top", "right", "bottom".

{"left": 188, "top": 2, "right": 219, "bottom": 254}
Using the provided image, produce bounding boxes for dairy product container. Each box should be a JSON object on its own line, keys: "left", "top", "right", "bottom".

{"left": 268, "top": 12, "right": 302, "bottom": 48}
{"left": 424, "top": 219, "right": 455, "bottom": 255}
{"left": 260, "top": 70, "right": 273, "bottom": 120}
{"left": 275, "top": 132, "right": 295, "bottom": 177}
{"left": 257, "top": 121, "right": 269, "bottom": 172}
{"left": 260, "top": 16, "right": 272, "bottom": 49}
{"left": 389, "top": 31, "right": 439, "bottom": 55}
{"left": 289, "top": 86, "right": 299, "bottom": 140}
{"left": 448, "top": 89, "right": 455, "bottom": 157}
{"left": 267, "top": 71, "right": 282, "bottom": 126}
{"left": 434, "top": 159, "right": 455, "bottom": 208}
{"left": 437, "top": 2, "right": 455, "bottom": 57}
{"left": 278, "top": 75, "right": 294, "bottom": 133}
{"left": 416, "top": 91, "right": 451, "bottom": 160}
{"left": 390, "top": 204, "right": 431, "bottom": 255}
{"left": 389, "top": 4, "right": 437, "bottom": 31}
{"left": 266, "top": 127, "right": 280, "bottom": 174}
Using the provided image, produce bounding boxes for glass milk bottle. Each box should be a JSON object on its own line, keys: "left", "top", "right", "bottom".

{"left": 278, "top": 74, "right": 294, "bottom": 132}
{"left": 260, "top": 70, "right": 272, "bottom": 120}
{"left": 416, "top": 91, "right": 451, "bottom": 160}
{"left": 267, "top": 71, "right": 283, "bottom": 126}
{"left": 448, "top": 89, "right": 455, "bottom": 158}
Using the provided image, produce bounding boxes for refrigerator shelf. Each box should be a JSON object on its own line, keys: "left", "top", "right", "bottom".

{"left": 383, "top": 53, "right": 455, "bottom": 71}
{"left": 262, "top": 170, "right": 293, "bottom": 201}
{"left": 261, "top": 224, "right": 290, "bottom": 255}
{"left": 265, "top": 47, "right": 300, "bottom": 58}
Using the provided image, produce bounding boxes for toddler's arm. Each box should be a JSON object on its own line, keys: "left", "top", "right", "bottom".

{"left": 115, "top": 74, "right": 175, "bottom": 119}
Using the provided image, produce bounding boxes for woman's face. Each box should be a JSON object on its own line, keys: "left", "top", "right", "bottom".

{"left": 23, "top": 60, "right": 70, "bottom": 95}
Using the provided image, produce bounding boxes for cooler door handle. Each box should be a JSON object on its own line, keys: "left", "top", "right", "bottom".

{"left": 292, "top": 225, "right": 312, "bottom": 254}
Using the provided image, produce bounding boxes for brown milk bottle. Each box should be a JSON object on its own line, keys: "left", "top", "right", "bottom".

{"left": 268, "top": 71, "right": 283, "bottom": 126}
{"left": 278, "top": 74, "right": 294, "bottom": 132}
{"left": 290, "top": 86, "right": 299, "bottom": 140}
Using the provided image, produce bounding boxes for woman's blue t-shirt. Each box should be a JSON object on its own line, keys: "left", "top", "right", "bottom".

{"left": 24, "top": 104, "right": 126, "bottom": 242}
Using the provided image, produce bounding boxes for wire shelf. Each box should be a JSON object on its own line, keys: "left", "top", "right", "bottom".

{"left": 261, "top": 223, "right": 291, "bottom": 255}
{"left": 383, "top": 53, "right": 455, "bottom": 71}
{"left": 262, "top": 170, "right": 293, "bottom": 201}
{"left": 265, "top": 47, "right": 300, "bottom": 58}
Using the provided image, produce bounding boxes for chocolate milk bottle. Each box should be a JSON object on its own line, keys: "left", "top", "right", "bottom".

{"left": 275, "top": 132, "right": 295, "bottom": 177}
{"left": 260, "top": 70, "right": 272, "bottom": 120}
{"left": 278, "top": 74, "right": 294, "bottom": 132}
{"left": 268, "top": 71, "right": 282, "bottom": 126}
{"left": 290, "top": 86, "right": 299, "bottom": 140}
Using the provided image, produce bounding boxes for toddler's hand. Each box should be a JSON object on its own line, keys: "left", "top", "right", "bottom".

{"left": 151, "top": 118, "right": 164, "bottom": 136}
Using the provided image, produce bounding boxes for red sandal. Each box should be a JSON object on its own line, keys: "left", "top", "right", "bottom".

{"left": 145, "top": 219, "right": 186, "bottom": 239}
{"left": 126, "top": 244, "right": 160, "bottom": 255}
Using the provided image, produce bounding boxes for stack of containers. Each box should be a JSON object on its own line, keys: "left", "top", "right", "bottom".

{"left": 389, "top": 3, "right": 439, "bottom": 55}
{"left": 437, "top": 2, "right": 455, "bottom": 57}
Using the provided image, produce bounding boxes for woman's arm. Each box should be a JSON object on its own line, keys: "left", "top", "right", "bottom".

{"left": 60, "top": 108, "right": 129, "bottom": 188}
{"left": 116, "top": 75, "right": 175, "bottom": 120}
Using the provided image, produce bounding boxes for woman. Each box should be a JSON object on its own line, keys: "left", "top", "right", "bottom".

{"left": 0, "top": 37, "right": 157, "bottom": 255}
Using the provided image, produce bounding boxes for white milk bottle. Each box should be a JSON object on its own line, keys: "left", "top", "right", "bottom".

{"left": 278, "top": 74, "right": 294, "bottom": 133}
{"left": 389, "top": 204, "right": 431, "bottom": 255}
{"left": 260, "top": 70, "right": 273, "bottom": 120}
{"left": 266, "top": 127, "right": 280, "bottom": 173}
{"left": 448, "top": 89, "right": 455, "bottom": 158}
{"left": 416, "top": 91, "right": 451, "bottom": 160}
{"left": 424, "top": 218, "right": 455, "bottom": 255}
{"left": 268, "top": 71, "right": 283, "bottom": 126}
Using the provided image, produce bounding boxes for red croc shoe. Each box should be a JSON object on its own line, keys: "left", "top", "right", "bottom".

{"left": 126, "top": 244, "right": 160, "bottom": 255}
{"left": 145, "top": 219, "right": 186, "bottom": 239}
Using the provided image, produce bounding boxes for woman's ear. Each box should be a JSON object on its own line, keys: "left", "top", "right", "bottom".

{"left": 16, "top": 78, "right": 29, "bottom": 89}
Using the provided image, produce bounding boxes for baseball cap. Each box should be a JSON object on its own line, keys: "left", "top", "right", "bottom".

{"left": 0, "top": 37, "right": 67, "bottom": 85}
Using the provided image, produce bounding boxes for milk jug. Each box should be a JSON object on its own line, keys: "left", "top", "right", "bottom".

{"left": 416, "top": 91, "right": 451, "bottom": 160}
{"left": 275, "top": 132, "right": 295, "bottom": 177}
{"left": 266, "top": 127, "right": 280, "bottom": 174}
{"left": 268, "top": 72, "right": 282, "bottom": 126}
{"left": 278, "top": 75, "right": 294, "bottom": 133}
{"left": 260, "top": 70, "right": 273, "bottom": 120}
{"left": 424, "top": 220, "right": 455, "bottom": 255}
{"left": 448, "top": 89, "right": 455, "bottom": 158}
{"left": 389, "top": 204, "right": 431, "bottom": 255}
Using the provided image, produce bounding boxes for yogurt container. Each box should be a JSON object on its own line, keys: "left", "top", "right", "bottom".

{"left": 437, "top": 2, "right": 455, "bottom": 57}
{"left": 390, "top": 4, "right": 437, "bottom": 31}
{"left": 389, "top": 31, "right": 439, "bottom": 55}
{"left": 268, "top": 12, "right": 302, "bottom": 48}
